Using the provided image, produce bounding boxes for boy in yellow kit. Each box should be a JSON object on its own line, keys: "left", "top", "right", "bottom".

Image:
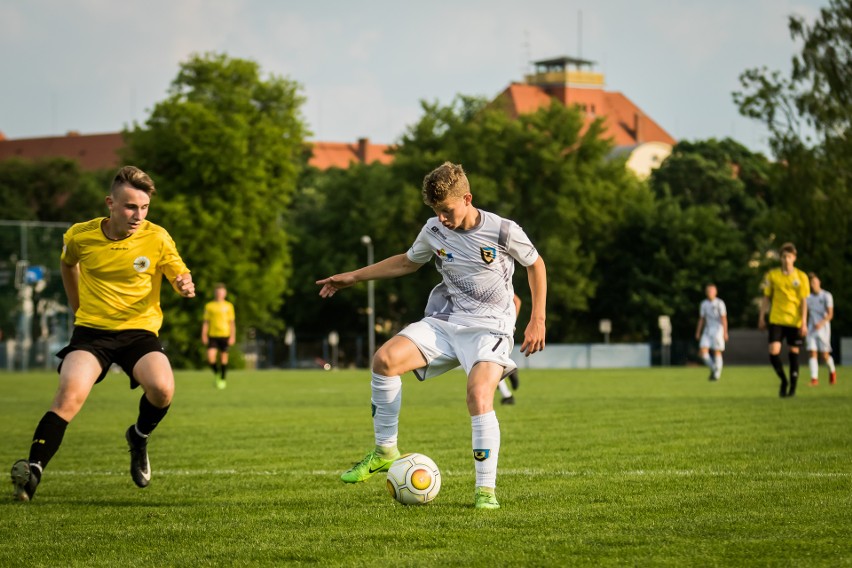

{"left": 758, "top": 242, "right": 810, "bottom": 398}
{"left": 202, "top": 283, "right": 236, "bottom": 389}
{"left": 10, "top": 166, "right": 195, "bottom": 501}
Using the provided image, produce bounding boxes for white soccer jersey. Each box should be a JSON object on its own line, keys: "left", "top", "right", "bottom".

{"left": 807, "top": 290, "right": 833, "bottom": 333}
{"left": 406, "top": 209, "right": 539, "bottom": 332}
{"left": 699, "top": 298, "right": 727, "bottom": 335}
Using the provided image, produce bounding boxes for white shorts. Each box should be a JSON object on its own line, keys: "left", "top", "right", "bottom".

{"left": 699, "top": 329, "right": 725, "bottom": 352}
{"left": 398, "top": 317, "right": 516, "bottom": 381}
{"left": 806, "top": 327, "right": 832, "bottom": 352}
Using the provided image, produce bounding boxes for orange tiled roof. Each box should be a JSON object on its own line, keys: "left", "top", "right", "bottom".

{"left": 0, "top": 132, "right": 393, "bottom": 171}
{"left": 0, "top": 132, "right": 124, "bottom": 170}
{"left": 308, "top": 138, "right": 393, "bottom": 170}
{"left": 495, "top": 83, "right": 675, "bottom": 147}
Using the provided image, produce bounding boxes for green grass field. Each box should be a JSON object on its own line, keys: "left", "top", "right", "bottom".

{"left": 1, "top": 366, "right": 851, "bottom": 566}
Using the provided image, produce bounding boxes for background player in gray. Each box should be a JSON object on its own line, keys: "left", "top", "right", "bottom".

{"left": 806, "top": 273, "right": 837, "bottom": 386}
{"left": 695, "top": 283, "right": 728, "bottom": 381}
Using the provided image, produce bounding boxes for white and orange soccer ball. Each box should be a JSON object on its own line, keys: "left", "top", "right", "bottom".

{"left": 385, "top": 453, "right": 441, "bottom": 505}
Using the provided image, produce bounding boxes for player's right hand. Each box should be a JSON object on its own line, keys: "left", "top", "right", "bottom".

{"left": 757, "top": 317, "right": 766, "bottom": 331}
{"left": 316, "top": 273, "right": 357, "bottom": 298}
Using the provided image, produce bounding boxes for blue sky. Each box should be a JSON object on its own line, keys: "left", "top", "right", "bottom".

{"left": 0, "top": 0, "right": 824, "bottom": 154}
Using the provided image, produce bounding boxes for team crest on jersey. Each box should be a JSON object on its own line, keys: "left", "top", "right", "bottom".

{"left": 480, "top": 247, "right": 497, "bottom": 264}
{"left": 473, "top": 449, "right": 491, "bottom": 462}
{"left": 133, "top": 256, "right": 151, "bottom": 272}
{"left": 436, "top": 248, "right": 454, "bottom": 262}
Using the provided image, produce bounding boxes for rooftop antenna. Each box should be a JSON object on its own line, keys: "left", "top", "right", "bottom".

{"left": 578, "top": 10, "right": 583, "bottom": 60}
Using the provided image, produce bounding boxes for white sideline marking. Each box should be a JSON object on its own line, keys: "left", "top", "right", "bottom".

{"left": 45, "top": 468, "right": 852, "bottom": 478}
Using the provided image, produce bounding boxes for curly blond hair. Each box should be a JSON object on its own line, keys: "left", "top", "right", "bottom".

{"left": 421, "top": 162, "right": 470, "bottom": 206}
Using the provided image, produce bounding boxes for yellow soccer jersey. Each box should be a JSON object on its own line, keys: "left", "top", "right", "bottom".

{"left": 61, "top": 217, "right": 190, "bottom": 334}
{"left": 762, "top": 267, "right": 810, "bottom": 327}
{"left": 204, "top": 300, "right": 235, "bottom": 338}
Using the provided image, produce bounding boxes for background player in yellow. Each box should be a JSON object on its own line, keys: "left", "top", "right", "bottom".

{"left": 10, "top": 166, "right": 195, "bottom": 502}
{"left": 758, "top": 242, "right": 810, "bottom": 398}
{"left": 202, "top": 283, "right": 236, "bottom": 389}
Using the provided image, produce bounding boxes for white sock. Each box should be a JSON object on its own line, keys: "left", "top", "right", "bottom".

{"left": 497, "top": 379, "right": 512, "bottom": 398}
{"left": 371, "top": 373, "right": 401, "bottom": 448}
{"left": 714, "top": 354, "right": 723, "bottom": 378}
{"left": 471, "top": 411, "right": 500, "bottom": 488}
{"left": 809, "top": 358, "right": 819, "bottom": 379}
{"left": 827, "top": 356, "right": 836, "bottom": 373}
{"left": 701, "top": 353, "right": 715, "bottom": 372}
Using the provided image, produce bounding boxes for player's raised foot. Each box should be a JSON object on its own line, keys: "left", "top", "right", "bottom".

{"left": 474, "top": 487, "right": 500, "bottom": 510}
{"left": 810, "top": 378, "right": 819, "bottom": 387}
{"left": 830, "top": 371, "right": 837, "bottom": 385}
{"left": 501, "top": 395, "right": 516, "bottom": 405}
{"left": 125, "top": 426, "right": 151, "bottom": 488}
{"left": 340, "top": 448, "right": 400, "bottom": 483}
{"left": 11, "top": 460, "right": 39, "bottom": 502}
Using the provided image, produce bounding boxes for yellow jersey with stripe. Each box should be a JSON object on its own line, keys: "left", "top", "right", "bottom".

{"left": 61, "top": 218, "right": 189, "bottom": 335}
{"left": 204, "top": 301, "right": 235, "bottom": 338}
{"left": 762, "top": 267, "right": 810, "bottom": 327}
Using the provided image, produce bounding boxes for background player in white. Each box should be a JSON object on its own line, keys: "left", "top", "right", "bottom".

{"left": 806, "top": 272, "right": 837, "bottom": 386}
{"left": 317, "top": 162, "right": 546, "bottom": 510}
{"left": 695, "top": 283, "right": 728, "bottom": 381}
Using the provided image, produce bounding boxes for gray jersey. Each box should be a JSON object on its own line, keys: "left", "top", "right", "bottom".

{"left": 407, "top": 209, "right": 539, "bottom": 331}
{"left": 699, "top": 298, "right": 727, "bottom": 335}
{"left": 807, "top": 290, "right": 833, "bottom": 332}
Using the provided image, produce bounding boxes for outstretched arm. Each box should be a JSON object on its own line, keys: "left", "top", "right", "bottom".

{"left": 317, "top": 253, "right": 424, "bottom": 298}
{"left": 521, "top": 256, "right": 547, "bottom": 356}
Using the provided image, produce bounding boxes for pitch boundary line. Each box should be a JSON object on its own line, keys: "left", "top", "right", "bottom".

{"left": 44, "top": 468, "right": 852, "bottom": 478}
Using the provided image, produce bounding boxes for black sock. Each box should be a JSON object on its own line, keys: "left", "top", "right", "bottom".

{"left": 789, "top": 352, "right": 800, "bottom": 392}
{"left": 28, "top": 411, "right": 69, "bottom": 472}
{"left": 221, "top": 363, "right": 228, "bottom": 380}
{"left": 210, "top": 362, "right": 218, "bottom": 375}
{"left": 769, "top": 354, "right": 787, "bottom": 381}
{"left": 136, "top": 394, "right": 170, "bottom": 437}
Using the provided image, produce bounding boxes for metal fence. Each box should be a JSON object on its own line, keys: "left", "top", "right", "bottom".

{"left": 0, "top": 220, "right": 72, "bottom": 371}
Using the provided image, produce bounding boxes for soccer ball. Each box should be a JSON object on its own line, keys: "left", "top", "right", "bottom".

{"left": 385, "top": 453, "right": 441, "bottom": 505}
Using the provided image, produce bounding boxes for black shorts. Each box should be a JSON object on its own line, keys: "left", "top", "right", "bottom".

{"left": 768, "top": 324, "right": 803, "bottom": 348}
{"left": 207, "top": 337, "right": 230, "bottom": 352}
{"left": 56, "top": 326, "right": 166, "bottom": 389}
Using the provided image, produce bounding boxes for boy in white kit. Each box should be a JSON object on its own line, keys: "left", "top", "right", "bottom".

{"left": 695, "top": 283, "right": 728, "bottom": 381}
{"left": 316, "top": 162, "right": 547, "bottom": 509}
{"left": 806, "top": 273, "right": 837, "bottom": 386}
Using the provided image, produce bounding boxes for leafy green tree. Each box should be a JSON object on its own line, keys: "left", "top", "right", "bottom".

{"left": 390, "top": 97, "right": 646, "bottom": 340}
{"left": 734, "top": 0, "right": 852, "bottom": 335}
{"left": 123, "top": 53, "right": 308, "bottom": 366}
{"left": 0, "top": 158, "right": 106, "bottom": 222}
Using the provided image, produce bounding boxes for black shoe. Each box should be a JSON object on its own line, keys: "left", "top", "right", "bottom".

{"left": 779, "top": 381, "right": 789, "bottom": 398}
{"left": 709, "top": 369, "right": 717, "bottom": 382}
{"left": 11, "top": 460, "right": 39, "bottom": 502}
{"left": 508, "top": 372, "right": 519, "bottom": 391}
{"left": 501, "top": 396, "right": 516, "bottom": 405}
{"left": 125, "top": 426, "right": 151, "bottom": 488}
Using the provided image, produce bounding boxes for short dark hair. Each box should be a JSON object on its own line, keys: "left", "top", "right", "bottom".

{"left": 808, "top": 272, "right": 818, "bottom": 280}
{"left": 779, "top": 242, "right": 797, "bottom": 255}
{"left": 112, "top": 166, "right": 156, "bottom": 195}
{"left": 214, "top": 283, "right": 226, "bottom": 290}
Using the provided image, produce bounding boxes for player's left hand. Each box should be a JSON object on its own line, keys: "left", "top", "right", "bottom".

{"left": 521, "top": 318, "right": 546, "bottom": 356}
{"left": 175, "top": 273, "right": 195, "bottom": 298}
